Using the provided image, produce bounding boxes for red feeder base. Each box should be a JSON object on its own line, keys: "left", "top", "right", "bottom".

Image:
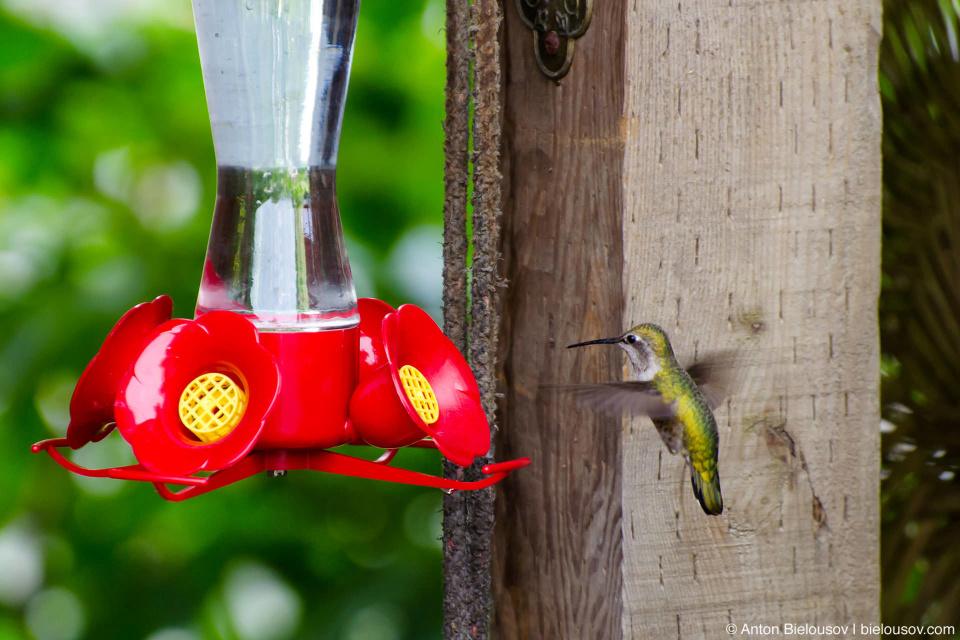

{"left": 255, "top": 329, "right": 359, "bottom": 450}
{"left": 31, "top": 437, "right": 530, "bottom": 502}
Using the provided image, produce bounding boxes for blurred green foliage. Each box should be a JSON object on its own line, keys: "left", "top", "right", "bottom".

{"left": 0, "top": 1, "right": 449, "bottom": 639}
{"left": 881, "top": 0, "right": 960, "bottom": 633}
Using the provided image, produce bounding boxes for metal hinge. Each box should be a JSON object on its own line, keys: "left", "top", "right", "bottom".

{"left": 516, "top": 0, "right": 594, "bottom": 80}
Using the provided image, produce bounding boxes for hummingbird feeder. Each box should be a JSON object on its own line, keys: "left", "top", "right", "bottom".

{"left": 32, "top": 0, "right": 528, "bottom": 501}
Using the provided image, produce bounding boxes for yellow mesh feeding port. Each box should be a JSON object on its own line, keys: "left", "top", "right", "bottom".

{"left": 399, "top": 365, "right": 439, "bottom": 424}
{"left": 178, "top": 373, "right": 246, "bottom": 443}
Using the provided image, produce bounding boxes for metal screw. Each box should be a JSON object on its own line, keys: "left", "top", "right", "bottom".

{"left": 545, "top": 31, "right": 560, "bottom": 55}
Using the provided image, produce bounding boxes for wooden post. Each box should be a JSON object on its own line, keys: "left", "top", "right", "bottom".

{"left": 494, "top": 0, "right": 882, "bottom": 637}
{"left": 493, "top": 1, "right": 626, "bottom": 637}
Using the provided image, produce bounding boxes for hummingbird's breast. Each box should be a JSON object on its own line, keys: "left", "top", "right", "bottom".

{"left": 651, "top": 364, "right": 691, "bottom": 404}
{"left": 655, "top": 368, "right": 718, "bottom": 448}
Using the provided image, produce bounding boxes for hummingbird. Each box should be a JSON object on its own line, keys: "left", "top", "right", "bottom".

{"left": 565, "top": 324, "right": 725, "bottom": 516}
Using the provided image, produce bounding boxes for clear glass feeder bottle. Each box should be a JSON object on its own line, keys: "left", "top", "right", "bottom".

{"left": 193, "top": 0, "right": 359, "bottom": 331}
{"left": 191, "top": 0, "right": 362, "bottom": 449}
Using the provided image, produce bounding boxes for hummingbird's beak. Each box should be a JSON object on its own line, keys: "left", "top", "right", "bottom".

{"left": 567, "top": 336, "right": 621, "bottom": 349}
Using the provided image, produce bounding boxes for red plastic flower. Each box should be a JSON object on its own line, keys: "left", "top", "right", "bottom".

{"left": 349, "top": 304, "right": 490, "bottom": 466}
{"left": 67, "top": 296, "right": 173, "bottom": 449}
{"left": 114, "top": 311, "right": 280, "bottom": 476}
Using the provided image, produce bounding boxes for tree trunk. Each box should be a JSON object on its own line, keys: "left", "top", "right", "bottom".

{"left": 494, "top": 0, "right": 882, "bottom": 637}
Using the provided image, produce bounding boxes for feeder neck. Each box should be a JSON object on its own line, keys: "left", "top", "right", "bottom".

{"left": 197, "top": 166, "right": 358, "bottom": 332}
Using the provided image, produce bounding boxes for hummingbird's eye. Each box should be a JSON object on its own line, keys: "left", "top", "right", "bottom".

{"left": 626, "top": 335, "right": 638, "bottom": 344}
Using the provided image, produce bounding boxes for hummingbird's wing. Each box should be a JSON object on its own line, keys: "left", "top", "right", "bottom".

{"left": 683, "top": 349, "right": 743, "bottom": 410}
{"left": 546, "top": 382, "right": 676, "bottom": 419}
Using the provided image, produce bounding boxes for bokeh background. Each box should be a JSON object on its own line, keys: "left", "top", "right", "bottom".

{"left": 0, "top": 0, "right": 449, "bottom": 639}
{"left": 880, "top": 0, "right": 960, "bottom": 632}
{"left": 3, "top": 0, "right": 960, "bottom": 638}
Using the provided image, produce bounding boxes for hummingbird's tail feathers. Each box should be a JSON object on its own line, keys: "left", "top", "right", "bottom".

{"left": 690, "top": 468, "right": 723, "bottom": 516}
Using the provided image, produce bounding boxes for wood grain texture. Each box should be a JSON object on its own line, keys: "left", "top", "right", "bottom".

{"left": 619, "top": 1, "right": 882, "bottom": 638}
{"left": 492, "top": 0, "right": 627, "bottom": 637}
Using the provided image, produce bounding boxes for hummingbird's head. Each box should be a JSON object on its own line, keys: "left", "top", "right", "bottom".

{"left": 568, "top": 323, "right": 674, "bottom": 382}
{"left": 626, "top": 323, "right": 675, "bottom": 359}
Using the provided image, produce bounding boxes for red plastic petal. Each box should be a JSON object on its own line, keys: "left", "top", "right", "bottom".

{"left": 357, "top": 298, "right": 395, "bottom": 382}
{"left": 384, "top": 305, "right": 490, "bottom": 466}
{"left": 114, "top": 311, "right": 280, "bottom": 475}
{"left": 66, "top": 296, "right": 173, "bottom": 449}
